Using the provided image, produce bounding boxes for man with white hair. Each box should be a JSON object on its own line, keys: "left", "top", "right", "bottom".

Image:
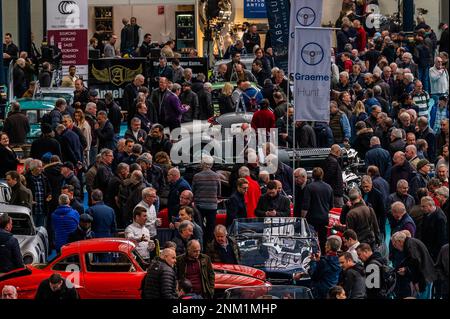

{"left": 205, "top": 224, "right": 240, "bottom": 264}
{"left": 365, "top": 136, "right": 392, "bottom": 177}
{"left": 405, "top": 144, "right": 420, "bottom": 169}
{"left": 198, "top": 82, "right": 214, "bottom": 120}
{"left": 387, "top": 179, "right": 416, "bottom": 213}
{"left": 403, "top": 72, "right": 416, "bottom": 93}
{"left": 141, "top": 247, "right": 178, "bottom": 299}
{"left": 135, "top": 187, "right": 160, "bottom": 239}
{"left": 1, "top": 285, "right": 18, "bottom": 299}
{"left": 391, "top": 231, "right": 437, "bottom": 299}
{"left": 389, "top": 128, "right": 406, "bottom": 156}
{"left": 192, "top": 155, "right": 221, "bottom": 243}
{"left": 293, "top": 168, "right": 308, "bottom": 216}
{"left": 399, "top": 52, "right": 418, "bottom": 78}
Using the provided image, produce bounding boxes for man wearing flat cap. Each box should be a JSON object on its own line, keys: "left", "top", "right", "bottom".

{"left": 180, "top": 81, "right": 199, "bottom": 123}
{"left": 409, "top": 159, "right": 431, "bottom": 203}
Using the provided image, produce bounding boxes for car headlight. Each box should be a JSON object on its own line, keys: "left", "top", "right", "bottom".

{"left": 23, "top": 253, "right": 34, "bottom": 265}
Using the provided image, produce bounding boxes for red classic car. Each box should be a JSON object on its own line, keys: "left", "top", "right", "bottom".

{"left": 0, "top": 238, "right": 268, "bottom": 299}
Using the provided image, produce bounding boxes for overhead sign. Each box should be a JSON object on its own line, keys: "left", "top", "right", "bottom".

{"left": 264, "top": 0, "right": 290, "bottom": 75}
{"left": 294, "top": 27, "right": 331, "bottom": 122}
{"left": 47, "top": 0, "right": 88, "bottom": 79}
{"left": 244, "top": 0, "right": 267, "bottom": 19}
{"left": 288, "top": 0, "right": 323, "bottom": 76}
{"left": 88, "top": 58, "right": 146, "bottom": 102}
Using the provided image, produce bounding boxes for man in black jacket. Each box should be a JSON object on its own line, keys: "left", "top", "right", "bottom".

{"left": 72, "top": 79, "right": 89, "bottom": 111}
{"left": 93, "top": 148, "right": 114, "bottom": 195}
{"left": 226, "top": 178, "right": 248, "bottom": 227}
{"left": 419, "top": 196, "right": 448, "bottom": 261}
{"left": 123, "top": 74, "right": 144, "bottom": 114}
{"left": 95, "top": 111, "right": 116, "bottom": 151}
{"left": 3, "top": 102, "right": 30, "bottom": 145}
{"left": 302, "top": 167, "right": 334, "bottom": 252}
{"left": 35, "top": 273, "right": 79, "bottom": 300}
{"left": 143, "top": 124, "right": 172, "bottom": 157}
{"left": 360, "top": 175, "right": 387, "bottom": 235}
{"left": 6, "top": 171, "right": 32, "bottom": 210}
{"left": 150, "top": 77, "right": 170, "bottom": 126}
{"left": 67, "top": 213, "right": 95, "bottom": 243}
{"left": 141, "top": 248, "right": 178, "bottom": 299}
{"left": 197, "top": 83, "right": 214, "bottom": 120}
{"left": 255, "top": 181, "right": 290, "bottom": 218}
{"left": 0, "top": 213, "right": 24, "bottom": 273}
{"left": 392, "top": 231, "right": 437, "bottom": 298}
{"left": 104, "top": 92, "right": 122, "bottom": 134}
{"left": 338, "top": 252, "right": 367, "bottom": 299}
{"left": 323, "top": 145, "right": 344, "bottom": 208}
{"left": 356, "top": 243, "right": 389, "bottom": 299}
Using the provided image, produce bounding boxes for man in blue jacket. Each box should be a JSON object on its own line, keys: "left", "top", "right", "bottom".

{"left": 167, "top": 168, "right": 192, "bottom": 224}
{"left": 52, "top": 194, "right": 80, "bottom": 252}
{"left": 365, "top": 136, "right": 392, "bottom": 177}
{"left": 0, "top": 213, "right": 24, "bottom": 273}
{"left": 294, "top": 236, "right": 342, "bottom": 299}
{"left": 86, "top": 189, "right": 117, "bottom": 238}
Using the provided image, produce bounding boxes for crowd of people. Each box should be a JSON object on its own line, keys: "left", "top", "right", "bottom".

{"left": 1, "top": 0, "right": 449, "bottom": 300}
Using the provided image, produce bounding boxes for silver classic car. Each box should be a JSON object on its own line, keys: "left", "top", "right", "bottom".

{"left": 0, "top": 182, "right": 49, "bottom": 265}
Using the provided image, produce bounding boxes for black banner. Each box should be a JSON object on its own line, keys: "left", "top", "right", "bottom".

{"left": 88, "top": 57, "right": 209, "bottom": 102}
{"left": 264, "top": 0, "right": 290, "bottom": 75}
{"left": 147, "top": 57, "right": 209, "bottom": 86}
{"left": 88, "top": 58, "right": 147, "bottom": 102}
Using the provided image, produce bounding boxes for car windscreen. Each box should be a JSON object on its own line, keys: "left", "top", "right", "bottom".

{"left": 229, "top": 218, "right": 319, "bottom": 274}
{"left": 7, "top": 213, "right": 34, "bottom": 236}
{"left": 225, "top": 285, "right": 313, "bottom": 299}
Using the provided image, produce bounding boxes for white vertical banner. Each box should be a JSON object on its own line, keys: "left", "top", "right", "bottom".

{"left": 288, "top": 0, "right": 323, "bottom": 76}
{"left": 47, "top": 0, "right": 88, "bottom": 79}
{"left": 294, "top": 27, "right": 331, "bottom": 122}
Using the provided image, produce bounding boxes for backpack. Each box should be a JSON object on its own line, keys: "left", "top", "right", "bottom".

{"left": 372, "top": 260, "right": 397, "bottom": 298}
{"left": 242, "top": 90, "right": 259, "bottom": 112}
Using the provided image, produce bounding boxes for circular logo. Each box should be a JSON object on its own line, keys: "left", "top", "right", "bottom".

{"left": 301, "top": 42, "right": 324, "bottom": 66}
{"left": 296, "top": 7, "right": 316, "bottom": 27}
{"left": 58, "top": 1, "right": 76, "bottom": 15}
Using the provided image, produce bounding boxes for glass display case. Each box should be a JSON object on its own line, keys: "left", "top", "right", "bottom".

{"left": 175, "top": 11, "right": 196, "bottom": 52}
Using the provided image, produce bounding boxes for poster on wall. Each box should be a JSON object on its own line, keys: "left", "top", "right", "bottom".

{"left": 47, "top": 0, "right": 88, "bottom": 79}
{"left": 244, "top": 0, "right": 267, "bottom": 19}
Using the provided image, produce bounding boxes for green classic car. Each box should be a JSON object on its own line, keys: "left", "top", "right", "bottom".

{"left": 1, "top": 88, "right": 74, "bottom": 144}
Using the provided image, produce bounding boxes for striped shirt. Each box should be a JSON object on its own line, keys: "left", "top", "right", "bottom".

{"left": 412, "top": 91, "right": 431, "bottom": 118}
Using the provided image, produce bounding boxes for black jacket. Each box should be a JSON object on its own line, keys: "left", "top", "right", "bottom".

{"left": 93, "top": 162, "right": 113, "bottom": 194}
{"left": 255, "top": 193, "right": 290, "bottom": 217}
{"left": 35, "top": 279, "right": 79, "bottom": 300}
{"left": 226, "top": 191, "right": 247, "bottom": 227}
{"left": 401, "top": 237, "right": 438, "bottom": 292}
{"left": 421, "top": 208, "right": 448, "bottom": 261}
{"left": 362, "top": 188, "right": 387, "bottom": 233}
{"left": 72, "top": 88, "right": 89, "bottom": 110}
{"left": 67, "top": 226, "right": 95, "bottom": 243}
{"left": 96, "top": 120, "right": 116, "bottom": 150}
{"left": 30, "top": 135, "right": 62, "bottom": 160}
{"left": 302, "top": 180, "right": 334, "bottom": 225}
{"left": 0, "top": 228, "right": 24, "bottom": 273}
{"left": 3, "top": 111, "right": 30, "bottom": 144}
{"left": 218, "top": 94, "right": 234, "bottom": 115}
{"left": 124, "top": 129, "right": 147, "bottom": 145}
{"left": 180, "top": 89, "right": 199, "bottom": 122}
{"left": 64, "top": 173, "right": 83, "bottom": 202}
{"left": 0, "top": 145, "right": 19, "bottom": 178}
{"left": 197, "top": 88, "right": 214, "bottom": 120}
{"left": 106, "top": 101, "right": 122, "bottom": 134}
{"left": 122, "top": 83, "right": 139, "bottom": 113}
{"left": 44, "top": 162, "right": 64, "bottom": 213}
{"left": 363, "top": 252, "right": 388, "bottom": 299}
{"left": 323, "top": 154, "right": 344, "bottom": 197}
{"left": 143, "top": 136, "right": 172, "bottom": 158}
{"left": 141, "top": 258, "right": 178, "bottom": 299}
{"left": 339, "top": 263, "right": 367, "bottom": 299}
